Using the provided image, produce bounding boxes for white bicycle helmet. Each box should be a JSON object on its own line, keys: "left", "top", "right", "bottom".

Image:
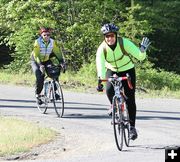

{"left": 101, "top": 23, "right": 119, "bottom": 35}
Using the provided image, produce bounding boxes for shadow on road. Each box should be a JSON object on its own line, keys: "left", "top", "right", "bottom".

{"left": 1, "top": 98, "right": 179, "bottom": 121}
{"left": 138, "top": 109, "right": 180, "bottom": 115}
{"left": 0, "top": 105, "right": 37, "bottom": 109}
{"left": 0, "top": 98, "right": 108, "bottom": 109}
{"left": 0, "top": 98, "right": 35, "bottom": 103}
{"left": 63, "top": 113, "right": 110, "bottom": 119}
{"left": 129, "top": 144, "right": 165, "bottom": 150}
{"left": 137, "top": 115, "right": 180, "bottom": 121}
{"left": 66, "top": 101, "right": 108, "bottom": 107}
{"left": 64, "top": 106, "right": 107, "bottom": 111}
{"left": 0, "top": 98, "right": 37, "bottom": 109}
{"left": 137, "top": 109, "right": 180, "bottom": 121}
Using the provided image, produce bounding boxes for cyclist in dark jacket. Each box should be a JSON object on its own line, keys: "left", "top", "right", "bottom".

{"left": 96, "top": 23, "right": 151, "bottom": 140}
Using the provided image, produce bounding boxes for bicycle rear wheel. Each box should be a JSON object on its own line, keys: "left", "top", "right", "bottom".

{"left": 52, "top": 80, "right": 64, "bottom": 117}
{"left": 123, "top": 102, "right": 130, "bottom": 147}
{"left": 112, "top": 96, "right": 124, "bottom": 151}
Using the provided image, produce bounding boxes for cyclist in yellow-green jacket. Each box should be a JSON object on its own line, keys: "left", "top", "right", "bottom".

{"left": 96, "top": 23, "right": 151, "bottom": 140}
{"left": 31, "top": 27, "right": 66, "bottom": 105}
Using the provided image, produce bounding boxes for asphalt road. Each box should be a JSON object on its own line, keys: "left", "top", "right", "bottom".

{"left": 0, "top": 84, "right": 180, "bottom": 162}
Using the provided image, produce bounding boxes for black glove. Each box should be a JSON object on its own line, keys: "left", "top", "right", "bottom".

{"left": 60, "top": 62, "right": 67, "bottom": 73}
{"left": 96, "top": 83, "right": 104, "bottom": 92}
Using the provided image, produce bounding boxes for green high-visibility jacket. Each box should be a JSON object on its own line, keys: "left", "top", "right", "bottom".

{"left": 96, "top": 37, "right": 146, "bottom": 79}
{"left": 31, "top": 37, "right": 63, "bottom": 64}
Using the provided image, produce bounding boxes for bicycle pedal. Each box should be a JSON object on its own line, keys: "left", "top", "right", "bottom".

{"left": 111, "top": 121, "right": 119, "bottom": 125}
{"left": 39, "top": 94, "right": 44, "bottom": 97}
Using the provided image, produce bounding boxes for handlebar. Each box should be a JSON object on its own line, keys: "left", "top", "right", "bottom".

{"left": 47, "top": 64, "right": 66, "bottom": 72}
{"left": 98, "top": 74, "right": 133, "bottom": 89}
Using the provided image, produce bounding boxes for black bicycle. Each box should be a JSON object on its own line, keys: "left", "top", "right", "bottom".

{"left": 36, "top": 65, "right": 64, "bottom": 117}
{"left": 99, "top": 74, "right": 133, "bottom": 151}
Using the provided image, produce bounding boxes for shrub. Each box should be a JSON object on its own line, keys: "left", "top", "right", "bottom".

{"left": 137, "top": 68, "right": 180, "bottom": 91}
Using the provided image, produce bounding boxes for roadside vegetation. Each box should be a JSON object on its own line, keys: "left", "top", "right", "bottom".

{"left": 0, "top": 116, "right": 56, "bottom": 157}
{"left": 0, "top": 61, "right": 180, "bottom": 98}
{"left": 0, "top": 0, "right": 179, "bottom": 99}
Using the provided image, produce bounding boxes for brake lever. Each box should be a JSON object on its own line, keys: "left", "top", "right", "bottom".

{"left": 126, "top": 73, "right": 133, "bottom": 89}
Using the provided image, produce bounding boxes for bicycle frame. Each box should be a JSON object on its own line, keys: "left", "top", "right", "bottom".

{"left": 99, "top": 73, "right": 132, "bottom": 151}
{"left": 36, "top": 65, "right": 64, "bottom": 117}
{"left": 44, "top": 77, "right": 64, "bottom": 117}
{"left": 44, "top": 78, "right": 56, "bottom": 99}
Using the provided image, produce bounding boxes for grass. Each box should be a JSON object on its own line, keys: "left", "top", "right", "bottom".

{"left": 0, "top": 70, "right": 180, "bottom": 98}
{"left": 0, "top": 116, "right": 56, "bottom": 157}
{"left": 0, "top": 70, "right": 35, "bottom": 86}
{"left": 136, "top": 87, "right": 180, "bottom": 99}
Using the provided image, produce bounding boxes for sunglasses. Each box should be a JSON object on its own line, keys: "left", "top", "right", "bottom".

{"left": 42, "top": 34, "right": 50, "bottom": 37}
{"left": 105, "top": 34, "right": 115, "bottom": 38}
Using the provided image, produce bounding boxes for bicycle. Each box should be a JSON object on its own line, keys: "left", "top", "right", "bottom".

{"left": 36, "top": 64, "right": 64, "bottom": 117}
{"left": 99, "top": 73, "right": 133, "bottom": 151}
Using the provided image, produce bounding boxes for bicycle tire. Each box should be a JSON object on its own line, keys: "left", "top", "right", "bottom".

{"left": 52, "top": 80, "right": 64, "bottom": 117}
{"left": 123, "top": 102, "right": 130, "bottom": 147}
{"left": 112, "top": 96, "right": 124, "bottom": 151}
{"left": 36, "top": 83, "right": 48, "bottom": 114}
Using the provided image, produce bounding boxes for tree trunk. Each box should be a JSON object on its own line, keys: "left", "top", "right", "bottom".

{"left": 131, "top": 0, "right": 134, "bottom": 7}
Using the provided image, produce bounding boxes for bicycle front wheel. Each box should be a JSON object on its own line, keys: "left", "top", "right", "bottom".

{"left": 36, "top": 83, "right": 48, "bottom": 114}
{"left": 123, "top": 102, "right": 130, "bottom": 147}
{"left": 52, "top": 80, "right": 64, "bottom": 117}
{"left": 112, "top": 96, "right": 124, "bottom": 151}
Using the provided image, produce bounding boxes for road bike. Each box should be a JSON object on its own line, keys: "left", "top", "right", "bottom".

{"left": 36, "top": 65, "right": 64, "bottom": 117}
{"left": 99, "top": 73, "right": 133, "bottom": 151}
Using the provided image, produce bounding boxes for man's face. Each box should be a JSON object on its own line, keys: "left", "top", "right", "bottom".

{"left": 41, "top": 32, "right": 50, "bottom": 42}
{"left": 104, "top": 32, "right": 116, "bottom": 45}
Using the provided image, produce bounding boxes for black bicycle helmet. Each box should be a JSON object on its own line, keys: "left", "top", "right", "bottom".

{"left": 101, "top": 23, "right": 119, "bottom": 35}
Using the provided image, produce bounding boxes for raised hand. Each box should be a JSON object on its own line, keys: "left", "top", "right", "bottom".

{"left": 140, "top": 37, "right": 151, "bottom": 53}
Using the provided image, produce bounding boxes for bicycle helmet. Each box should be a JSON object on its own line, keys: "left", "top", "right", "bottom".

{"left": 101, "top": 23, "right": 119, "bottom": 35}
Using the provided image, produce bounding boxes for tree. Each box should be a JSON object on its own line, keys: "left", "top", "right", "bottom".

{"left": 140, "top": 0, "right": 180, "bottom": 74}
{"left": 0, "top": 0, "right": 152, "bottom": 73}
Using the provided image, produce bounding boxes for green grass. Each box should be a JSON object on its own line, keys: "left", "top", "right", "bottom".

{"left": 0, "top": 116, "right": 56, "bottom": 157}
{"left": 0, "top": 69, "right": 180, "bottom": 99}
{"left": 0, "top": 70, "right": 35, "bottom": 86}
{"left": 136, "top": 87, "right": 180, "bottom": 99}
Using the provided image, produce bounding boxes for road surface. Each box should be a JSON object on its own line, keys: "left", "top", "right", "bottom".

{"left": 0, "top": 84, "right": 180, "bottom": 162}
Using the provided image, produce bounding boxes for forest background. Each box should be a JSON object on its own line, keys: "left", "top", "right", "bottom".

{"left": 0, "top": 0, "right": 179, "bottom": 95}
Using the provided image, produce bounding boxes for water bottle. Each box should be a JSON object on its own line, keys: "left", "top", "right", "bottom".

{"left": 44, "top": 81, "right": 49, "bottom": 96}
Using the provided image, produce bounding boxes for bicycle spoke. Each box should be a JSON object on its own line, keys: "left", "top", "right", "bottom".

{"left": 52, "top": 81, "right": 64, "bottom": 117}
{"left": 123, "top": 103, "right": 130, "bottom": 146}
{"left": 112, "top": 97, "right": 124, "bottom": 151}
{"left": 36, "top": 89, "right": 48, "bottom": 114}
{"left": 100, "top": 74, "right": 132, "bottom": 151}
{"left": 124, "top": 123, "right": 130, "bottom": 147}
